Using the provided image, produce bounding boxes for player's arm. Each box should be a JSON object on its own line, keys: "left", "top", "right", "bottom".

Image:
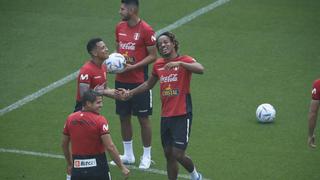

{"left": 95, "top": 85, "right": 126, "bottom": 100}
{"left": 101, "top": 134, "right": 130, "bottom": 177}
{"left": 125, "top": 45, "right": 157, "bottom": 72}
{"left": 100, "top": 86, "right": 116, "bottom": 98}
{"left": 129, "top": 74, "right": 158, "bottom": 96}
{"left": 308, "top": 99, "right": 319, "bottom": 148}
{"left": 165, "top": 61, "right": 204, "bottom": 74}
{"left": 61, "top": 135, "right": 72, "bottom": 174}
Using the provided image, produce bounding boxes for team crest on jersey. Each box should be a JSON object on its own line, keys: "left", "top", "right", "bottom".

{"left": 162, "top": 85, "right": 179, "bottom": 97}
{"left": 133, "top": 33, "right": 140, "bottom": 40}
{"left": 312, "top": 88, "right": 317, "bottom": 95}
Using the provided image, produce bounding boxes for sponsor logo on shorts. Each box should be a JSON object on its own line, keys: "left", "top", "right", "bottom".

{"left": 174, "top": 141, "right": 185, "bottom": 145}
{"left": 74, "top": 158, "right": 97, "bottom": 168}
{"left": 138, "top": 109, "right": 148, "bottom": 113}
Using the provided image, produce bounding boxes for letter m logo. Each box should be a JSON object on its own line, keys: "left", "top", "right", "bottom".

{"left": 80, "top": 74, "right": 89, "bottom": 80}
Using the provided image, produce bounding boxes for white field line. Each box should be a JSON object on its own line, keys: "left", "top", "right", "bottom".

{"left": 0, "top": 148, "right": 211, "bottom": 180}
{"left": 0, "top": 0, "right": 230, "bottom": 116}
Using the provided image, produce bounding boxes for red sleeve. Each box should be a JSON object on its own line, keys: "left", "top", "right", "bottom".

{"left": 312, "top": 80, "right": 320, "bottom": 100}
{"left": 143, "top": 25, "right": 156, "bottom": 47}
{"left": 98, "top": 116, "right": 110, "bottom": 135}
{"left": 182, "top": 56, "right": 197, "bottom": 63}
{"left": 152, "top": 63, "right": 158, "bottom": 77}
{"left": 78, "top": 67, "right": 92, "bottom": 84}
{"left": 63, "top": 118, "right": 70, "bottom": 136}
{"left": 115, "top": 24, "right": 120, "bottom": 43}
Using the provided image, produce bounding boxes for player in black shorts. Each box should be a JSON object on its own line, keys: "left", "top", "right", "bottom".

{"left": 123, "top": 31, "right": 204, "bottom": 179}
{"left": 161, "top": 113, "right": 192, "bottom": 150}
{"left": 115, "top": 81, "right": 152, "bottom": 117}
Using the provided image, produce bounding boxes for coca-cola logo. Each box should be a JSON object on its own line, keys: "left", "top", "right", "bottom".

{"left": 119, "top": 41, "right": 136, "bottom": 50}
{"left": 160, "top": 74, "right": 178, "bottom": 83}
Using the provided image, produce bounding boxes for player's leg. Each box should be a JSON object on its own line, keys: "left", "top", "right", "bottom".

{"left": 133, "top": 89, "right": 153, "bottom": 169}
{"left": 115, "top": 81, "right": 135, "bottom": 164}
{"left": 137, "top": 115, "right": 152, "bottom": 169}
{"left": 171, "top": 114, "right": 202, "bottom": 180}
{"left": 119, "top": 114, "right": 135, "bottom": 163}
{"left": 138, "top": 116, "right": 152, "bottom": 147}
{"left": 161, "top": 117, "right": 179, "bottom": 179}
{"left": 164, "top": 146, "right": 179, "bottom": 180}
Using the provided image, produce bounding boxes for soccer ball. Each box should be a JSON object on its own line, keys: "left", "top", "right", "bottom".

{"left": 256, "top": 103, "right": 276, "bottom": 123}
{"left": 105, "top": 53, "right": 126, "bottom": 73}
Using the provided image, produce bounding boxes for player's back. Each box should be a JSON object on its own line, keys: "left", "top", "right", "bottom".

{"left": 66, "top": 111, "right": 106, "bottom": 155}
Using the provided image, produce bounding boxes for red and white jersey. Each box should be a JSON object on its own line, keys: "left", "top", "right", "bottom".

{"left": 311, "top": 79, "right": 320, "bottom": 100}
{"left": 76, "top": 61, "right": 107, "bottom": 101}
{"left": 115, "top": 20, "right": 156, "bottom": 83}
{"left": 152, "top": 55, "right": 196, "bottom": 117}
{"left": 63, "top": 111, "right": 110, "bottom": 155}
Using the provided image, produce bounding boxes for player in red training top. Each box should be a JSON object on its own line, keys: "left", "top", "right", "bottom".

{"left": 74, "top": 38, "right": 122, "bottom": 112}
{"left": 123, "top": 32, "right": 204, "bottom": 180}
{"left": 112, "top": 0, "right": 157, "bottom": 169}
{"left": 62, "top": 90, "right": 129, "bottom": 179}
{"left": 308, "top": 79, "right": 320, "bottom": 148}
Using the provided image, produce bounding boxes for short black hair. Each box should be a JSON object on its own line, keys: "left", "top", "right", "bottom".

{"left": 81, "top": 89, "right": 102, "bottom": 106}
{"left": 121, "top": 0, "right": 139, "bottom": 7}
{"left": 156, "top": 31, "right": 179, "bottom": 52}
{"left": 86, "top": 38, "right": 103, "bottom": 55}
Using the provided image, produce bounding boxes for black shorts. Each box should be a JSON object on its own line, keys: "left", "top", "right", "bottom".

{"left": 161, "top": 113, "right": 193, "bottom": 150}
{"left": 74, "top": 101, "right": 82, "bottom": 112}
{"left": 71, "top": 153, "right": 110, "bottom": 180}
{"left": 115, "top": 81, "right": 152, "bottom": 117}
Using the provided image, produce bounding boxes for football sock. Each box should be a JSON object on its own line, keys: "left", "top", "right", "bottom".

{"left": 123, "top": 140, "right": 134, "bottom": 158}
{"left": 142, "top": 146, "right": 151, "bottom": 158}
{"left": 190, "top": 167, "right": 199, "bottom": 180}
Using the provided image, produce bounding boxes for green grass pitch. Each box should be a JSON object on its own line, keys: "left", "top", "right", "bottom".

{"left": 1, "top": 0, "right": 320, "bottom": 179}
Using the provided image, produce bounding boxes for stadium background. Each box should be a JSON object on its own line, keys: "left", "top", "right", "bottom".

{"left": 1, "top": 0, "right": 320, "bottom": 179}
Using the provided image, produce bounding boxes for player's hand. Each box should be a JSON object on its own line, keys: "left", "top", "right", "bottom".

{"left": 66, "top": 164, "right": 72, "bottom": 175}
{"left": 308, "top": 134, "right": 316, "bottom": 148}
{"left": 115, "top": 88, "right": 128, "bottom": 101}
{"left": 121, "top": 166, "right": 130, "bottom": 179}
{"left": 120, "top": 64, "right": 136, "bottom": 73}
{"left": 164, "top": 61, "right": 181, "bottom": 70}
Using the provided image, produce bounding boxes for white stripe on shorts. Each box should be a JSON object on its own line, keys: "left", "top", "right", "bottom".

{"left": 186, "top": 118, "right": 190, "bottom": 143}
{"left": 149, "top": 90, "right": 153, "bottom": 108}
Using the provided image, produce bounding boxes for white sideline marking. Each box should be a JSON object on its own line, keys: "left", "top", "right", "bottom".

{"left": 0, "top": 71, "right": 79, "bottom": 116}
{"left": 0, "top": 0, "right": 230, "bottom": 116}
{"left": 0, "top": 148, "right": 211, "bottom": 180}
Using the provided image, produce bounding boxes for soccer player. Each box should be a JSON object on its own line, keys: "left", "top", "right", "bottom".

{"left": 124, "top": 31, "right": 204, "bottom": 180}
{"left": 308, "top": 79, "right": 320, "bottom": 148}
{"left": 113, "top": 0, "right": 157, "bottom": 169}
{"left": 62, "top": 90, "right": 130, "bottom": 179}
{"left": 74, "top": 38, "right": 121, "bottom": 112}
